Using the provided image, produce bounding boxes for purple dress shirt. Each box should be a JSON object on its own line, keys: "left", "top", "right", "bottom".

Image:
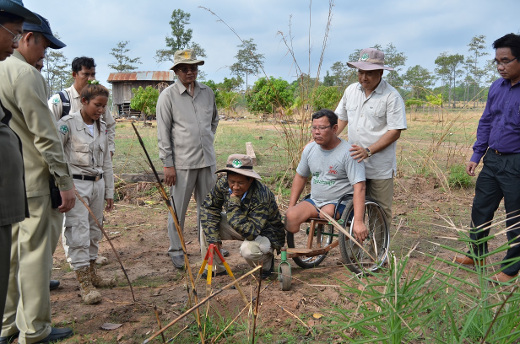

{"left": 471, "top": 78, "right": 520, "bottom": 163}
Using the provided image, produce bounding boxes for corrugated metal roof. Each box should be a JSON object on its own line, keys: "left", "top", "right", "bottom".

{"left": 107, "top": 71, "right": 175, "bottom": 82}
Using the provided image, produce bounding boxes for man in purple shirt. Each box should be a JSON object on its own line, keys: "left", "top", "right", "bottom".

{"left": 455, "top": 33, "right": 520, "bottom": 283}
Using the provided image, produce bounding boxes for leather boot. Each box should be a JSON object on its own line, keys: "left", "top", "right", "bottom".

{"left": 90, "top": 260, "right": 116, "bottom": 288}
{"left": 75, "top": 266, "right": 101, "bottom": 304}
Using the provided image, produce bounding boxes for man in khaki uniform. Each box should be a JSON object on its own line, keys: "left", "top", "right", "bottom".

{"left": 157, "top": 49, "right": 219, "bottom": 269}
{"left": 0, "top": 0, "right": 39, "bottom": 334}
{"left": 0, "top": 12, "right": 75, "bottom": 344}
{"left": 48, "top": 56, "right": 116, "bottom": 155}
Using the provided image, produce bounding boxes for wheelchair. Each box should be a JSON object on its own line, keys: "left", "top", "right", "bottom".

{"left": 278, "top": 194, "right": 390, "bottom": 290}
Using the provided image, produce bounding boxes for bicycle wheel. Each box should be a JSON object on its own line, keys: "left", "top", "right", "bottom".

{"left": 286, "top": 221, "right": 334, "bottom": 269}
{"left": 339, "top": 197, "right": 389, "bottom": 274}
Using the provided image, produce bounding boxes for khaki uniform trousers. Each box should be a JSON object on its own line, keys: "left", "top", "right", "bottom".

{"left": 167, "top": 166, "right": 216, "bottom": 262}
{"left": 200, "top": 213, "right": 274, "bottom": 274}
{"left": 366, "top": 177, "right": 394, "bottom": 227}
{"left": 63, "top": 179, "right": 105, "bottom": 270}
{"left": 2, "top": 195, "right": 62, "bottom": 343}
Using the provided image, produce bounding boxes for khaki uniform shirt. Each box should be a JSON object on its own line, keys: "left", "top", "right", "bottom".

{"left": 57, "top": 112, "right": 114, "bottom": 199}
{"left": 157, "top": 81, "right": 219, "bottom": 169}
{"left": 335, "top": 79, "right": 407, "bottom": 179}
{"left": 48, "top": 85, "right": 116, "bottom": 154}
{"left": 0, "top": 50, "right": 73, "bottom": 197}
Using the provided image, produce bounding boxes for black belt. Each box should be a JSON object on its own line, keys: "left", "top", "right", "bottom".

{"left": 491, "top": 149, "right": 513, "bottom": 156}
{"left": 73, "top": 174, "right": 103, "bottom": 181}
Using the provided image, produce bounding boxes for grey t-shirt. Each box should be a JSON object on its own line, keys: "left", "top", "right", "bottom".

{"left": 296, "top": 139, "right": 365, "bottom": 208}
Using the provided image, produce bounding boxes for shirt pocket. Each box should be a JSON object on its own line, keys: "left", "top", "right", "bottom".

{"left": 71, "top": 141, "right": 91, "bottom": 166}
{"left": 366, "top": 100, "right": 386, "bottom": 118}
{"left": 346, "top": 104, "right": 358, "bottom": 123}
{"left": 95, "top": 141, "right": 105, "bottom": 167}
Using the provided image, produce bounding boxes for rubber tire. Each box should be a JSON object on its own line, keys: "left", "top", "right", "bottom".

{"left": 339, "top": 197, "right": 389, "bottom": 274}
{"left": 286, "top": 222, "right": 334, "bottom": 269}
{"left": 280, "top": 264, "right": 291, "bottom": 291}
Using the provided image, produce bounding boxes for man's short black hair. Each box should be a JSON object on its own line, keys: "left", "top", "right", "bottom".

{"left": 0, "top": 12, "right": 24, "bottom": 25}
{"left": 311, "top": 109, "right": 338, "bottom": 126}
{"left": 71, "top": 56, "right": 96, "bottom": 73}
{"left": 493, "top": 33, "right": 520, "bottom": 60}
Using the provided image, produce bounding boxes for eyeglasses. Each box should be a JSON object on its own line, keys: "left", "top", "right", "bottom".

{"left": 177, "top": 66, "right": 198, "bottom": 73}
{"left": 494, "top": 58, "right": 517, "bottom": 67}
{"left": 0, "top": 24, "right": 23, "bottom": 43}
{"left": 311, "top": 125, "right": 331, "bottom": 131}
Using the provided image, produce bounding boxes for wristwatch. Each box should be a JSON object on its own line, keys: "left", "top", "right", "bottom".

{"left": 366, "top": 148, "right": 372, "bottom": 157}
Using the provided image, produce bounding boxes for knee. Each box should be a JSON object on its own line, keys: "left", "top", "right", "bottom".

{"left": 240, "top": 241, "right": 263, "bottom": 261}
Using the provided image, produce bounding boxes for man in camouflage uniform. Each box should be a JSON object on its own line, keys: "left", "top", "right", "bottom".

{"left": 200, "top": 154, "right": 285, "bottom": 278}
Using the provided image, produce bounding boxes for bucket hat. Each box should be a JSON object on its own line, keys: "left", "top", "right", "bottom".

{"left": 170, "top": 49, "right": 204, "bottom": 70}
{"left": 216, "top": 154, "right": 261, "bottom": 180}
{"left": 347, "top": 48, "right": 394, "bottom": 71}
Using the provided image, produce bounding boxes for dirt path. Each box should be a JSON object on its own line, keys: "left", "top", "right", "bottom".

{"left": 43, "top": 178, "right": 485, "bottom": 343}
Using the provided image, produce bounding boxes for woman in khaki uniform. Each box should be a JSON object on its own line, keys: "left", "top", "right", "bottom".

{"left": 57, "top": 83, "right": 115, "bottom": 304}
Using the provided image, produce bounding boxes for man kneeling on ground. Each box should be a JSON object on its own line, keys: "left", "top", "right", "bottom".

{"left": 200, "top": 154, "right": 286, "bottom": 279}
{"left": 285, "top": 109, "right": 368, "bottom": 242}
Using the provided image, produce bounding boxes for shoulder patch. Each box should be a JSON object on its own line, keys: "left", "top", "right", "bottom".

{"left": 52, "top": 96, "right": 60, "bottom": 104}
{"left": 59, "top": 125, "right": 69, "bottom": 135}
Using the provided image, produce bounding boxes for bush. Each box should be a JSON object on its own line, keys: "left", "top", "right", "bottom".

{"left": 246, "top": 77, "right": 294, "bottom": 114}
{"left": 310, "top": 85, "right": 342, "bottom": 111}
{"left": 448, "top": 163, "right": 472, "bottom": 188}
{"left": 130, "top": 86, "right": 159, "bottom": 120}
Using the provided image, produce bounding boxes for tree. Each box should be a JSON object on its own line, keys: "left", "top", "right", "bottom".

{"left": 108, "top": 41, "right": 142, "bottom": 72}
{"left": 43, "top": 49, "right": 70, "bottom": 96}
{"left": 402, "top": 65, "right": 435, "bottom": 100}
{"left": 434, "top": 52, "right": 464, "bottom": 107}
{"left": 41, "top": 32, "right": 70, "bottom": 95}
{"left": 324, "top": 61, "right": 350, "bottom": 87}
{"left": 155, "top": 9, "right": 206, "bottom": 64}
{"left": 246, "top": 77, "right": 293, "bottom": 114}
{"left": 465, "top": 35, "right": 488, "bottom": 105}
{"left": 130, "top": 86, "right": 159, "bottom": 121}
{"left": 374, "top": 43, "right": 407, "bottom": 87}
{"left": 230, "top": 38, "right": 265, "bottom": 90}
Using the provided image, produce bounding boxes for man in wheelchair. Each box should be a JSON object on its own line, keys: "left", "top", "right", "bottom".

{"left": 285, "top": 109, "right": 368, "bottom": 243}
{"left": 200, "top": 154, "right": 286, "bottom": 279}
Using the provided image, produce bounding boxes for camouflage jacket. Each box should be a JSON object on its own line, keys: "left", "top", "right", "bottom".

{"left": 201, "top": 176, "right": 286, "bottom": 251}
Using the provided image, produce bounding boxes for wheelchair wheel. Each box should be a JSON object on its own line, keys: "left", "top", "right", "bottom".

{"left": 286, "top": 222, "right": 334, "bottom": 269}
{"left": 339, "top": 197, "right": 389, "bottom": 274}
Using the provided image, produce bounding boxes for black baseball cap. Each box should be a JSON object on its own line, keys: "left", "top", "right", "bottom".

{"left": 23, "top": 13, "right": 65, "bottom": 49}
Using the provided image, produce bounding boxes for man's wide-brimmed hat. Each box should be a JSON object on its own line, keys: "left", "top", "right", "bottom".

{"left": 0, "top": 0, "right": 40, "bottom": 24}
{"left": 170, "top": 49, "right": 204, "bottom": 70}
{"left": 23, "top": 13, "right": 65, "bottom": 49}
{"left": 347, "top": 48, "right": 394, "bottom": 71}
{"left": 216, "top": 154, "right": 261, "bottom": 180}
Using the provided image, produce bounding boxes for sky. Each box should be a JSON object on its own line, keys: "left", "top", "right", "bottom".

{"left": 24, "top": 0, "right": 520, "bottom": 88}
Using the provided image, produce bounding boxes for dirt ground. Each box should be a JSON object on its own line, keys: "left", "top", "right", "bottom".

{"left": 39, "top": 176, "right": 487, "bottom": 344}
